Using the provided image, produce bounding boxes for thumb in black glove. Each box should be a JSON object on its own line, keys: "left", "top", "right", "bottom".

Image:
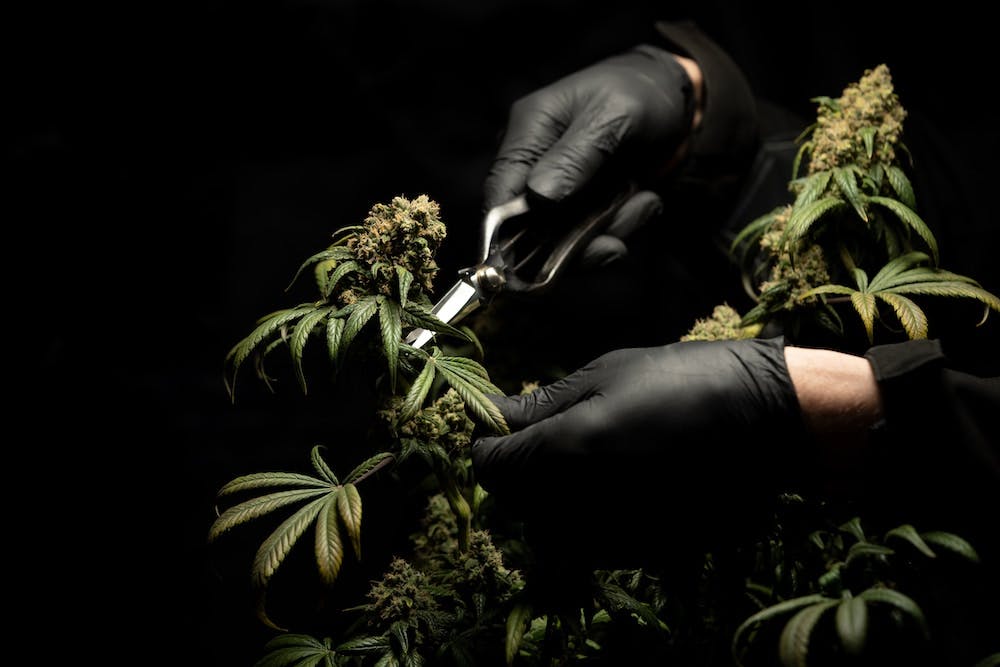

{"left": 471, "top": 337, "right": 808, "bottom": 567}
{"left": 483, "top": 44, "right": 696, "bottom": 268}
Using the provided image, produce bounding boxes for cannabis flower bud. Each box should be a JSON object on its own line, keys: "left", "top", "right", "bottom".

{"left": 681, "top": 304, "right": 750, "bottom": 342}
{"left": 349, "top": 194, "right": 447, "bottom": 297}
{"left": 808, "top": 64, "right": 906, "bottom": 172}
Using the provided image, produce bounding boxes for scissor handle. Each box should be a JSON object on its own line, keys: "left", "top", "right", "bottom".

{"left": 481, "top": 180, "right": 637, "bottom": 296}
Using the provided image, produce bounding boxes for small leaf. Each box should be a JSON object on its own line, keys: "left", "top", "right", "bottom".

{"left": 345, "top": 452, "right": 395, "bottom": 484}
{"left": 834, "top": 166, "right": 868, "bottom": 222}
{"left": 875, "top": 292, "right": 928, "bottom": 339}
{"left": 217, "top": 472, "right": 331, "bottom": 498}
{"left": 785, "top": 196, "right": 844, "bottom": 245}
{"left": 209, "top": 488, "right": 330, "bottom": 541}
{"left": 921, "top": 531, "right": 981, "bottom": 563}
{"left": 324, "top": 260, "right": 362, "bottom": 300}
{"left": 399, "top": 357, "right": 436, "bottom": 424}
{"left": 286, "top": 246, "right": 355, "bottom": 292}
{"left": 791, "top": 140, "right": 812, "bottom": 180}
{"left": 291, "top": 306, "right": 333, "bottom": 394}
{"left": 885, "top": 165, "right": 917, "bottom": 209}
{"left": 794, "top": 170, "right": 833, "bottom": 209}
{"left": 885, "top": 524, "right": 937, "bottom": 558}
{"left": 226, "top": 305, "right": 317, "bottom": 399}
{"left": 326, "top": 315, "right": 345, "bottom": 365}
{"left": 846, "top": 542, "right": 894, "bottom": 564}
{"left": 857, "top": 587, "right": 929, "bottom": 639}
{"left": 865, "top": 196, "right": 939, "bottom": 264}
{"left": 595, "top": 583, "right": 667, "bottom": 632}
{"left": 310, "top": 446, "right": 339, "bottom": 485}
{"left": 859, "top": 126, "right": 876, "bottom": 160}
{"left": 254, "top": 496, "right": 327, "bottom": 629}
{"left": 338, "top": 482, "right": 363, "bottom": 560}
{"left": 836, "top": 595, "right": 868, "bottom": 656}
{"left": 839, "top": 517, "right": 866, "bottom": 542}
{"left": 778, "top": 600, "right": 838, "bottom": 667}
{"left": 797, "top": 283, "right": 855, "bottom": 302}
{"left": 436, "top": 361, "right": 509, "bottom": 434}
{"left": 400, "top": 303, "right": 472, "bottom": 341}
{"left": 396, "top": 266, "right": 414, "bottom": 309}
{"left": 339, "top": 296, "right": 380, "bottom": 363}
{"left": 315, "top": 493, "right": 344, "bottom": 586}
{"left": 379, "top": 297, "right": 402, "bottom": 392}
{"left": 852, "top": 267, "right": 869, "bottom": 292}
{"left": 810, "top": 95, "right": 841, "bottom": 111}
{"left": 851, "top": 291, "right": 877, "bottom": 343}
{"left": 506, "top": 602, "right": 533, "bottom": 666}
{"left": 731, "top": 594, "right": 832, "bottom": 663}
{"left": 729, "top": 207, "right": 781, "bottom": 256}
{"left": 336, "top": 635, "right": 392, "bottom": 654}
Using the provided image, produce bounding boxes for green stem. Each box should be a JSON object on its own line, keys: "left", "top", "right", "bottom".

{"left": 438, "top": 471, "right": 471, "bottom": 552}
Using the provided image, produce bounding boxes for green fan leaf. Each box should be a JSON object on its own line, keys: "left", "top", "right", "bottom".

{"left": 310, "top": 446, "right": 339, "bottom": 485}
{"left": 315, "top": 493, "right": 344, "bottom": 586}
{"left": 920, "top": 531, "right": 980, "bottom": 563}
{"left": 314, "top": 258, "right": 337, "bottom": 297}
{"left": 396, "top": 266, "right": 414, "bottom": 308}
{"left": 595, "top": 583, "right": 668, "bottom": 632}
{"left": 867, "top": 251, "right": 932, "bottom": 290}
{"left": 874, "top": 292, "right": 928, "bottom": 340}
{"left": 865, "top": 196, "right": 939, "bottom": 264}
{"left": 323, "top": 260, "right": 362, "bottom": 300}
{"left": 888, "top": 281, "right": 1000, "bottom": 315}
{"left": 338, "top": 482, "right": 363, "bottom": 560}
{"left": 794, "top": 170, "right": 833, "bottom": 209}
{"left": 399, "top": 357, "right": 436, "bottom": 424}
{"left": 379, "top": 297, "right": 402, "bottom": 391}
{"left": 506, "top": 602, "right": 534, "bottom": 666}
{"left": 852, "top": 267, "right": 869, "bottom": 292}
{"left": 374, "top": 653, "right": 399, "bottom": 667}
{"left": 435, "top": 361, "right": 509, "bottom": 434}
{"left": 859, "top": 126, "right": 877, "bottom": 160}
{"left": 846, "top": 542, "right": 894, "bottom": 564}
{"left": 210, "top": 488, "right": 330, "bottom": 541}
{"left": 729, "top": 208, "right": 781, "bottom": 256}
{"left": 438, "top": 356, "right": 505, "bottom": 395}
{"left": 836, "top": 596, "right": 868, "bottom": 656}
{"left": 779, "top": 601, "right": 838, "bottom": 667}
{"left": 839, "top": 517, "right": 866, "bottom": 542}
{"left": 400, "top": 303, "right": 472, "bottom": 342}
{"left": 797, "top": 283, "right": 855, "bottom": 302}
{"left": 875, "top": 267, "right": 980, "bottom": 291}
{"left": 291, "top": 306, "right": 334, "bottom": 394}
{"left": 339, "top": 296, "right": 380, "bottom": 363}
{"left": 886, "top": 165, "right": 917, "bottom": 209}
{"left": 867, "top": 163, "right": 884, "bottom": 192}
{"left": 326, "top": 315, "right": 345, "bottom": 364}
{"left": 286, "top": 246, "right": 355, "bottom": 292}
{"left": 857, "top": 587, "right": 929, "bottom": 639}
{"left": 791, "top": 140, "right": 812, "bottom": 180}
{"left": 785, "top": 196, "right": 844, "bottom": 245}
{"left": 217, "top": 472, "right": 331, "bottom": 498}
{"left": 255, "top": 644, "right": 334, "bottom": 667}
{"left": 253, "top": 496, "right": 328, "bottom": 628}
{"left": 336, "top": 635, "right": 392, "bottom": 654}
{"left": 834, "top": 167, "right": 868, "bottom": 222}
{"left": 262, "top": 634, "right": 331, "bottom": 651}
{"left": 345, "top": 452, "right": 395, "bottom": 484}
{"left": 226, "top": 305, "right": 317, "bottom": 399}
{"left": 732, "top": 594, "right": 832, "bottom": 664}
{"left": 851, "top": 291, "right": 877, "bottom": 342}
{"left": 885, "top": 524, "right": 936, "bottom": 558}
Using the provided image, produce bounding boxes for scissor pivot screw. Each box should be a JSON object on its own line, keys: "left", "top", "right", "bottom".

{"left": 475, "top": 266, "right": 505, "bottom": 294}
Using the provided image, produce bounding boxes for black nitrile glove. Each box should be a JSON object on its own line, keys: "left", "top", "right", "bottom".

{"left": 483, "top": 44, "right": 695, "bottom": 268}
{"left": 472, "top": 337, "right": 808, "bottom": 568}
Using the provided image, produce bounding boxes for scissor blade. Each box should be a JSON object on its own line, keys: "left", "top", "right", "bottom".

{"left": 405, "top": 278, "right": 481, "bottom": 350}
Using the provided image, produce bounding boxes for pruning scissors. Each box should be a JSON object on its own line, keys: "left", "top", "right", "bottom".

{"left": 406, "top": 180, "right": 636, "bottom": 350}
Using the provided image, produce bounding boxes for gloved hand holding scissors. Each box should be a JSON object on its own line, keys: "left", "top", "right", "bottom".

{"left": 482, "top": 41, "right": 702, "bottom": 268}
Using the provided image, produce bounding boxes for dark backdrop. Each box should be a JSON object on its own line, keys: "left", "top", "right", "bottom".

{"left": 11, "top": 1, "right": 997, "bottom": 664}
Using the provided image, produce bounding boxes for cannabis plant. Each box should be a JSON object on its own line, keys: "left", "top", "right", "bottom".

{"left": 729, "top": 64, "right": 999, "bottom": 345}
{"left": 210, "top": 195, "right": 510, "bottom": 633}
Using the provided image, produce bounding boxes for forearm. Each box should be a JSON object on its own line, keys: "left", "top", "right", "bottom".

{"left": 783, "top": 345, "right": 883, "bottom": 492}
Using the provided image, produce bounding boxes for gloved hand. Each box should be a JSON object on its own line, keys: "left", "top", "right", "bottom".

{"left": 472, "top": 337, "right": 808, "bottom": 566}
{"left": 483, "top": 44, "right": 697, "bottom": 268}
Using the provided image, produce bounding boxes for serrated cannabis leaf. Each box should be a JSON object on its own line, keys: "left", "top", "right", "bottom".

{"left": 859, "top": 126, "right": 876, "bottom": 160}
{"left": 337, "top": 635, "right": 392, "bottom": 655}
{"left": 324, "top": 260, "right": 362, "bottom": 300}
{"left": 345, "top": 452, "right": 395, "bottom": 484}
{"left": 379, "top": 297, "right": 402, "bottom": 391}
{"left": 210, "top": 488, "right": 330, "bottom": 541}
{"left": 779, "top": 600, "right": 838, "bottom": 667}
{"left": 226, "top": 305, "right": 317, "bottom": 399}
{"left": 286, "top": 246, "right": 355, "bottom": 292}
{"left": 216, "top": 472, "right": 332, "bottom": 498}
{"left": 315, "top": 494, "right": 345, "bottom": 586}
{"left": 732, "top": 594, "right": 832, "bottom": 666}
{"left": 885, "top": 165, "right": 916, "bottom": 209}
{"left": 338, "top": 482, "right": 363, "bottom": 559}
{"left": 921, "top": 531, "right": 980, "bottom": 563}
{"left": 400, "top": 303, "right": 471, "bottom": 342}
{"left": 865, "top": 196, "right": 938, "bottom": 264}
{"left": 857, "top": 587, "right": 929, "bottom": 639}
{"left": 311, "top": 445, "right": 339, "bottom": 484}
{"left": 435, "top": 358, "right": 508, "bottom": 434}
{"left": 339, "top": 296, "right": 379, "bottom": 363}
{"left": 291, "top": 306, "right": 334, "bottom": 394}
{"left": 396, "top": 266, "right": 414, "bottom": 309}
{"left": 836, "top": 596, "right": 868, "bottom": 656}
{"left": 506, "top": 603, "right": 533, "bottom": 666}
{"left": 834, "top": 166, "right": 868, "bottom": 221}
{"left": 794, "top": 170, "right": 833, "bottom": 209}
{"left": 400, "top": 357, "right": 436, "bottom": 424}
{"left": 885, "top": 524, "right": 937, "bottom": 558}
{"left": 784, "top": 196, "right": 844, "bottom": 245}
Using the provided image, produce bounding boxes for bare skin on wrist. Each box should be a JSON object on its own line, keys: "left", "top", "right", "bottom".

{"left": 784, "top": 346, "right": 884, "bottom": 494}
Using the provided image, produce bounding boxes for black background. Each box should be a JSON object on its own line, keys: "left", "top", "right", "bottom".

{"left": 11, "top": 1, "right": 998, "bottom": 664}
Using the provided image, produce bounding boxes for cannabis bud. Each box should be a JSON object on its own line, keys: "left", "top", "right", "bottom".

{"left": 808, "top": 64, "right": 906, "bottom": 172}
{"left": 349, "top": 194, "right": 447, "bottom": 297}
